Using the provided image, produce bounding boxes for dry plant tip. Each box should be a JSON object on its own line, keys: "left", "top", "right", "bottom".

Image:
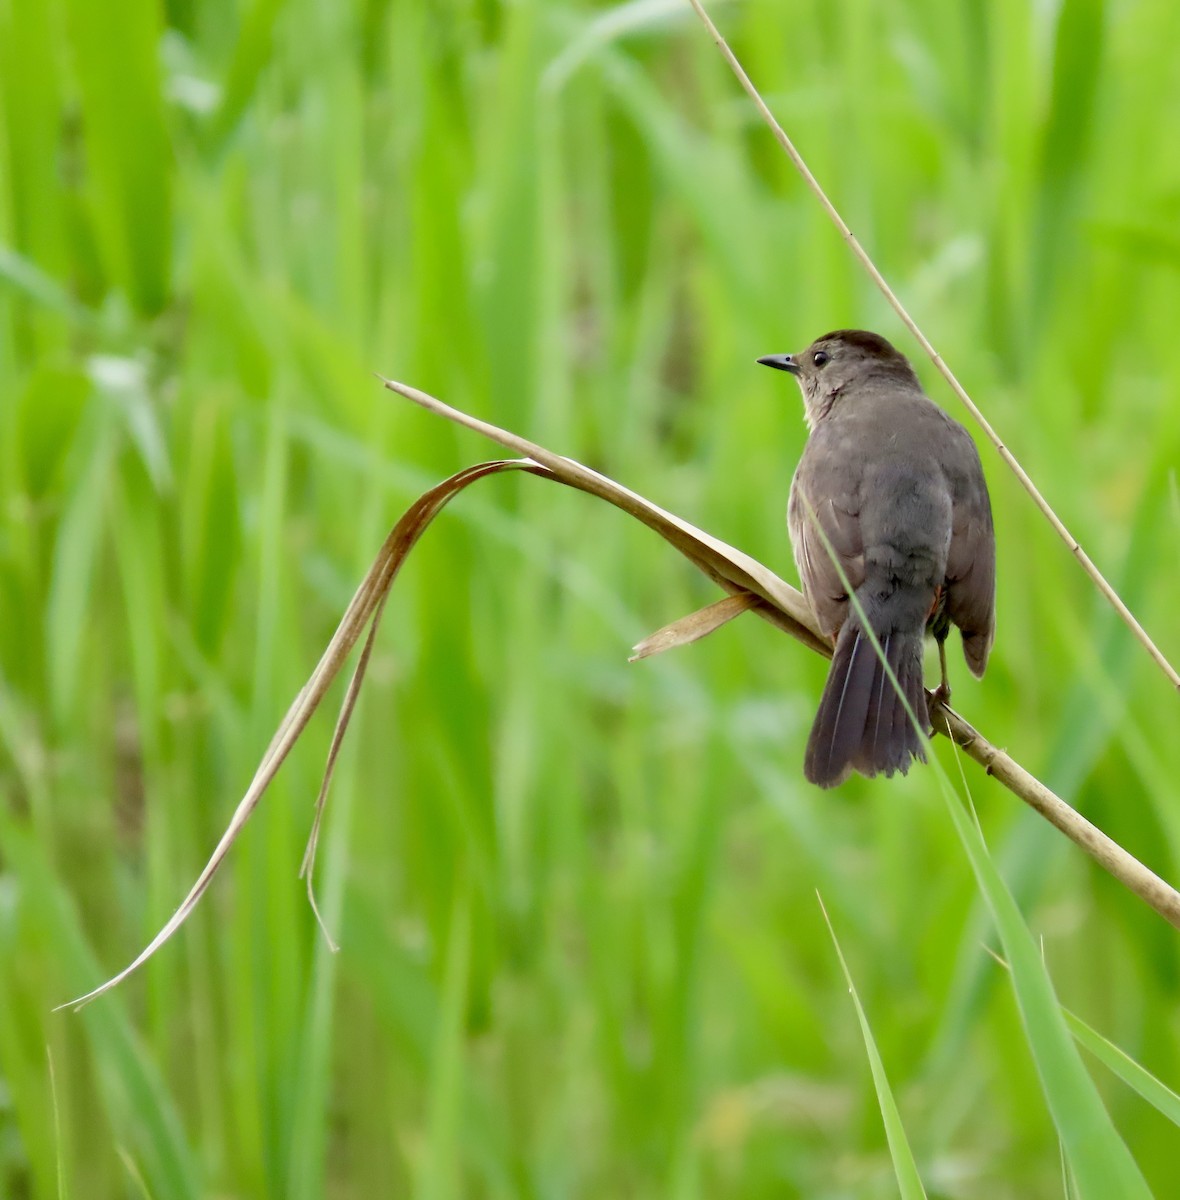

{"left": 630, "top": 592, "right": 761, "bottom": 661}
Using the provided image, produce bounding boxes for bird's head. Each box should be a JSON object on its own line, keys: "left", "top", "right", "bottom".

{"left": 757, "top": 330, "right": 919, "bottom": 427}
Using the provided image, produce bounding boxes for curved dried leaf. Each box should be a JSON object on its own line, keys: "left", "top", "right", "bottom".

{"left": 60, "top": 459, "right": 539, "bottom": 1008}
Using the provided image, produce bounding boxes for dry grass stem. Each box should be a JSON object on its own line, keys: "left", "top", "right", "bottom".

{"left": 687, "top": 0, "right": 1180, "bottom": 692}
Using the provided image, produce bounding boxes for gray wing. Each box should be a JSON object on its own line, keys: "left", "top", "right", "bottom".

{"left": 943, "top": 428, "right": 995, "bottom": 677}
{"left": 788, "top": 458, "right": 864, "bottom": 641}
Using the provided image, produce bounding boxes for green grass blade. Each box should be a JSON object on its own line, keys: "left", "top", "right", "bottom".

{"left": 62, "top": 0, "right": 172, "bottom": 312}
{"left": 416, "top": 885, "right": 472, "bottom": 1200}
{"left": 0, "top": 816, "right": 200, "bottom": 1199}
{"left": 818, "top": 895, "right": 927, "bottom": 1200}
{"left": 205, "top": 0, "right": 291, "bottom": 152}
{"left": 1064, "top": 1010, "right": 1180, "bottom": 1128}
{"left": 939, "top": 772, "right": 1152, "bottom": 1198}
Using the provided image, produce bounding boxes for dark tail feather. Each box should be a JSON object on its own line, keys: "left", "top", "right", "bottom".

{"left": 805, "top": 621, "right": 929, "bottom": 788}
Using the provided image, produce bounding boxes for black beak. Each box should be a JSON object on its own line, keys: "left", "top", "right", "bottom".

{"left": 756, "top": 354, "right": 800, "bottom": 376}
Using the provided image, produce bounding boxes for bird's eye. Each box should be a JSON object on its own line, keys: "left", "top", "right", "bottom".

{"left": 813, "top": 350, "right": 831, "bottom": 368}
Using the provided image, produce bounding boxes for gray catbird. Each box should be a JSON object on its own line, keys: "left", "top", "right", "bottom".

{"left": 758, "top": 330, "right": 995, "bottom": 787}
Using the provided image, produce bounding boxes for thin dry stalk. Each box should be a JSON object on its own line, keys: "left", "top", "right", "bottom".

{"left": 686, "top": 0, "right": 1179, "bottom": 692}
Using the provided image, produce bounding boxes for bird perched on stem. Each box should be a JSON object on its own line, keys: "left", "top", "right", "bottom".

{"left": 758, "top": 330, "right": 995, "bottom": 788}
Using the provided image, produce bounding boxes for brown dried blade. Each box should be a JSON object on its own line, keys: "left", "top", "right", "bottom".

{"left": 630, "top": 592, "right": 764, "bottom": 661}
{"left": 295, "top": 458, "right": 553, "bottom": 941}
{"left": 60, "top": 458, "right": 543, "bottom": 1009}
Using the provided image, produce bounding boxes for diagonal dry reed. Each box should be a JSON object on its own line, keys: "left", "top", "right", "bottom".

{"left": 59, "top": 380, "right": 1180, "bottom": 1009}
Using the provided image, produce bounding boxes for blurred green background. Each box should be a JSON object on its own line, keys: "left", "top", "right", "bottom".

{"left": 3, "top": 0, "right": 1180, "bottom": 1195}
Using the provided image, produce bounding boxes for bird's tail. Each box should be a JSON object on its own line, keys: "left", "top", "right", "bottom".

{"left": 804, "top": 619, "right": 929, "bottom": 788}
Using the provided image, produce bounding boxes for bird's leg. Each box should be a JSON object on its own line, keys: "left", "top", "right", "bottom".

{"left": 927, "top": 587, "right": 952, "bottom": 706}
{"left": 933, "top": 633, "right": 951, "bottom": 706}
